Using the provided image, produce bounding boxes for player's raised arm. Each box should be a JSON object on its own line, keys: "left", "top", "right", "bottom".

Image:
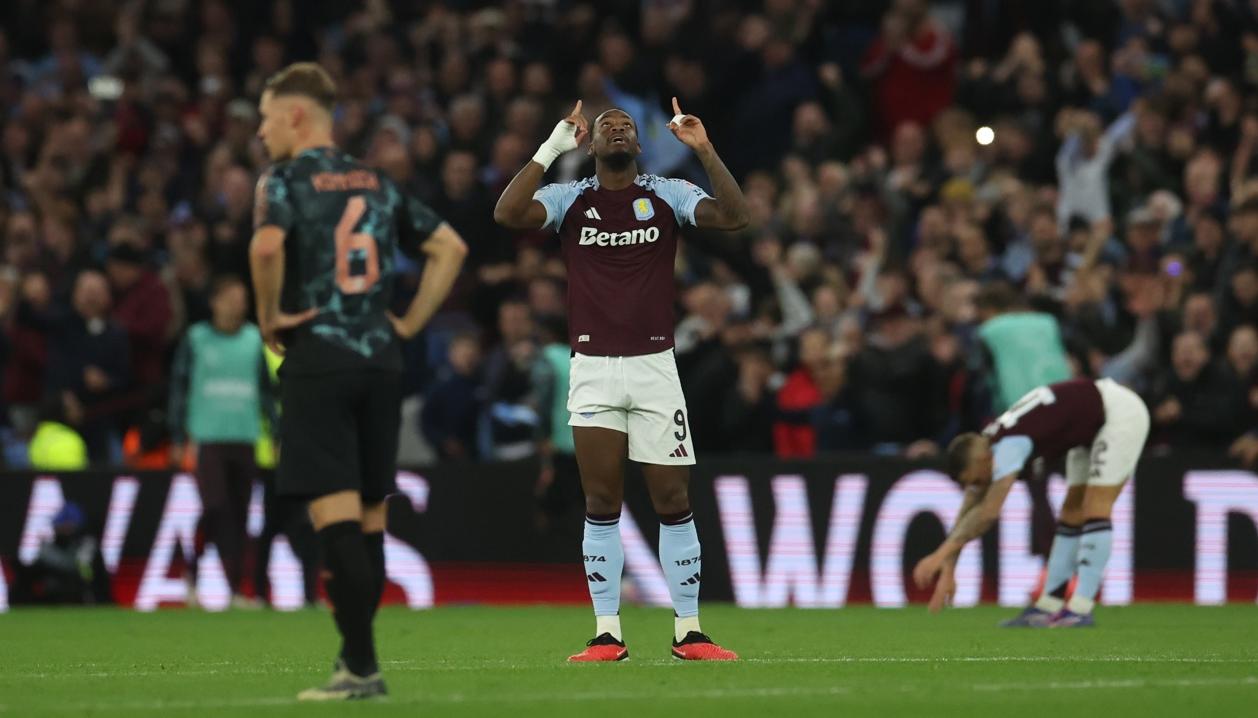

{"left": 493, "top": 101, "right": 588, "bottom": 229}
{"left": 666, "top": 97, "right": 749, "bottom": 231}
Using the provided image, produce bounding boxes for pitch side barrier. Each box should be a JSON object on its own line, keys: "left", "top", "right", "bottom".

{"left": 1, "top": 453, "right": 1255, "bottom": 611}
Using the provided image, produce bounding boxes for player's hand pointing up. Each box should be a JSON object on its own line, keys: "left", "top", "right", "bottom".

{"left": 532, "top": 101, "right": 588, "bottom": 170}
{"left": 667, "top": 97, "right": 710, "bottom": 150}
{"left": 565, "top": 100, "right": 590, "bottom": 146}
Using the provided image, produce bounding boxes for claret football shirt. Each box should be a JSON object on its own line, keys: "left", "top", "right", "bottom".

{"left": 984, "top": 379, "right": 1107, "bottom": 480}
{"left": 533, "top": 174, "right": 710, "bottom": 357}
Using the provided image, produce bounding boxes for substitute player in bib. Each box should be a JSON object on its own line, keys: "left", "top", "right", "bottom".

{"left": 912, "top": 378, "right": 1150, "bottom": 627}
{"left": 250, "top": 63, "right": 467, "bottom": 699}
{"left": 494, "top": 99, "right": 749, "bottom": 661}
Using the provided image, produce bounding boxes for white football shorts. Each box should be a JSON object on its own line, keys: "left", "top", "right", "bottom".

{"left": 1065, "top": 378, "right": 1151, "bottom": 487}
{"left": 567, "top": 348, "right": 696, "bottom": 465}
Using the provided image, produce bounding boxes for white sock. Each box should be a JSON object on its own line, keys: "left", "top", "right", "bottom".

{"left": 1066, "top": 595, "right": 1095, "bottom": 614}
{"left": 674, "top": 615, "right": 701, "bottom": 642}
{"left": 1035, "top": 594, "right": 1065, "bottom": 613}
{"left": 596, "top": 614, "right": 622, "bottom": 642}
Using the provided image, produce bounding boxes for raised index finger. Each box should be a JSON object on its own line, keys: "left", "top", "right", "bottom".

{"left": 671, "top": 96, "right": 682, "bottom": 116}
{"left": 568, "top": 100, "right": 583, "bottom": 120}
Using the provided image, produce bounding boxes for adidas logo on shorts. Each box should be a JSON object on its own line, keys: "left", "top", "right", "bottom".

{"left": 668, "top": 444, "right": 689, "bottom": 458}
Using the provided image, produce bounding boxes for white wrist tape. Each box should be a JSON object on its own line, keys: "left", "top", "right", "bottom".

{"left": 532, "top": 120, "right": 579, "bottom": 170}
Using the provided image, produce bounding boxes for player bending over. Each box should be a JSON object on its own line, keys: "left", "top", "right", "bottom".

{"left": 251, "top": 63, "right": 467, "bottom": 699}
{"left": 494, "top": 98, "right": 749, "bottom": 661}
{"left": 913, "top": 377, "right": 1150, "bottom": 627}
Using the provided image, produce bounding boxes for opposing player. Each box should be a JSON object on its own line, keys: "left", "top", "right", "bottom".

{"left": 494, "top": 98, "right": 749, "bottom": 661}
{"left": 250, "top": 63, "right": 467, "bottom": 699}
{"left": 913, "top": 377, "right": 1150, "bottom": 627}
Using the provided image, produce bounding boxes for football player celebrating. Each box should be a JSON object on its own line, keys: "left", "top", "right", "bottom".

{"left": 494, "top": 98, "right": 748, "bottom": 660}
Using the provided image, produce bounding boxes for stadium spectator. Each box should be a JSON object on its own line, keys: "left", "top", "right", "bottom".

{"left": 773, "top": 327, "right": 830, "bottom": 458}
{"left": 38, "top": 211, "right": 96, "bottom": 308}
{"left": 954, "top": 223, "right": 1005, "bottom": 283}
{"left": 105, "top": 242, "right": 172, "bottom": 390}
{"left": 1225, "top": 324, "right": 1258, "bottom": 427}
{"left": 4, "top": 272, "right": 52, "bottom": 438}
{"left": 43, "top": 271, "right": 130, "bottom": 464}
{"left": 1221, "top": 263, "right": 1258, "bottom": 336}
{"left": 1176, "top": 290, "right": 1224, "bottom": 355}
{"left": 1148, "top": 331, "right": 1246, "bottom": 449}
{"left": 720, "top": 344, "right": 777, "bottom": 454}
{"left": 676, "top": 281, "right": 748, "bottom": 452}
{"left": 861, "top": 0, "right": 957, "bottom": 138}
{"left": 481, "top": 299, "right": 538, "bottom": 461}
{"left": 812, "top": 345, "right": 863, "bottom": 452}
{"left": 205, "top": 165, "right": 257, "bottom": 283}
{"left": 848, "top": 304, "right": 943, "bottom": 455}
{"left": 1056, "top": 108, "right": 1136, "bottom": 228}
{"left": 421, "top": 333, "right": 482, "bottom": 461}
{"left": 1187, "top": 208, "right": 1228, "bottom": 292}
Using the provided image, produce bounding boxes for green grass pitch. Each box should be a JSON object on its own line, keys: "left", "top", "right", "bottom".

{"left": 1, "top": 605, "right": 1255, "bottom": 717}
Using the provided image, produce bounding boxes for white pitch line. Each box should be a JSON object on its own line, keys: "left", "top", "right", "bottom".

{"left": 741, "top": 656, "right": 1257, "bottom": 665}
{"left": 5, "top": 655, "right": 1255, "bottom": 680}
{"left": 972, "top": 676, "right": 1258, "bottom": 692}
{"left": 20, "top": 677, "right": 1258, "bottom": 714}
{"left": 26, "top": 686, "right": 851, "bottom": 713}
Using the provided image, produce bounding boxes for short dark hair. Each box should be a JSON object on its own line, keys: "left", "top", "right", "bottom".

{"left": 448, "top": 331, "right": 482, "bottom": 351}
{"left": 264, "top": 62, "right": 337, "bottom": 111}
{"left": 945, "top": 432, "right": 982, "bottom": 482}
{"left": 1029, "top": 204, "right": 1057, "bottom": 224}
{"left": 210, "top": 274, "right": 245, "bottom": 299}
{"left": 975, "top": 281, "right": 1023, "bottom": 313}
{"left": 594, "top": 108, "right": 636, "bottom": 128}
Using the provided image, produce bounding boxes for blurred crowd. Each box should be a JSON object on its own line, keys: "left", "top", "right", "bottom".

{"left": 0, "top": 0, "right": 1256, "bottom": 469}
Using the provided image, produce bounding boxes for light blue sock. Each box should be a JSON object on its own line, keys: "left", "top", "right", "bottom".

{"left": 1034, "top": 522, "right": 1081, "bottom": 613}
{"left": 583, "top": 514, "right": 624, "bottom": 621}
{"left": 658, "top": 512, "right": 702, "bottom": 620}
{"left": 1067, "top": 518, "right": 1113, "bottom": 614}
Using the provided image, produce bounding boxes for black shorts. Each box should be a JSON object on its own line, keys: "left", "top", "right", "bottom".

{"left": 277, "top": 369, "right": 401, "bottom": 502}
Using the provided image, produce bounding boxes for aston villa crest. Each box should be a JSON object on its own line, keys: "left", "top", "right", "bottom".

{"left": 632, "top": 197, "right": 655, "bottom": 221}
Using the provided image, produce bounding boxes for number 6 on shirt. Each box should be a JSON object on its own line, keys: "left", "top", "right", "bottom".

{"left": 335, "top": 196, "right": 380, "bottom": 294}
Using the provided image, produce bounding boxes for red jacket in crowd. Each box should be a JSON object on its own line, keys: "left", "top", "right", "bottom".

{"left": 773, "top": 367, "right": 822, "bottom": 458}
{"left": 861, "top": 18, "right": 957, "bottom": 140}
{"left": 111, "top": 271, "right": 172, "bottom": 387}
